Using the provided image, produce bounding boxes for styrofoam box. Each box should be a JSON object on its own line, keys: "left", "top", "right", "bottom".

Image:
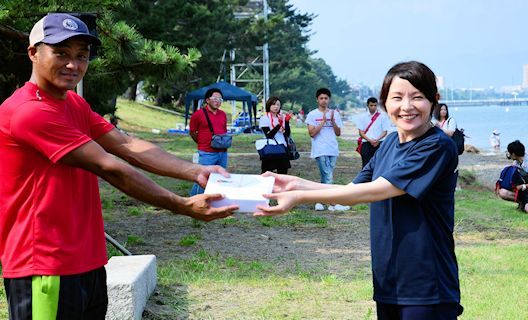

{"left": 204, "top": 173, "right": 275, "bottom": 213}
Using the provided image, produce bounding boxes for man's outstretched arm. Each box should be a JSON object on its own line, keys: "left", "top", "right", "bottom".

{"left": 96, "top": 128, "right": 223, "bottom": 188}
{"left": 59, "top": 138, "right": 237, "bottom": 221}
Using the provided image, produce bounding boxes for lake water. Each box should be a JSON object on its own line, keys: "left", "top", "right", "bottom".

{"left": 449, "top": 105, "right": 527, "bottom": 153}
{"left": 350, "top": 105, "right": 527, "bottom": 153}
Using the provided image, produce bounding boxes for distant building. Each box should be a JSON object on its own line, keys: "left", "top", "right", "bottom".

{"left": 436, "top": 76, "right": 445, "bottom": 90}
{"left": 500, "top": 85, "right": 522, "bottom": 93}
{"left": 523, "top": 64, "right": 528, "bottom": 88}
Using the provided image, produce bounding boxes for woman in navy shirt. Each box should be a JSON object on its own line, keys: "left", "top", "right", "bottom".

{"left": 256, "top": 61, "right": 463, "bottom": 320}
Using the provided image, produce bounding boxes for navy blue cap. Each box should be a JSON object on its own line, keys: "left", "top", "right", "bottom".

{"left": 29, "top": 13, "right": 101, "bottom": 46}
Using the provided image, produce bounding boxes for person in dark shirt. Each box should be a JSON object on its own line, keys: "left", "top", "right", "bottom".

{"left": 256, "top": 61, "right": 463, "bottom": 320}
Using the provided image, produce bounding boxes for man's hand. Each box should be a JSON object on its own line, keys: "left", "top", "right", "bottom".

{"left": 196, "top": 165, "right": 230, "bottom": 188}
{"left": 329, "top": 110, "right": 335, "bottom": 123}
{"left": 178, "top": 194, "right": 238, "bottom": 221}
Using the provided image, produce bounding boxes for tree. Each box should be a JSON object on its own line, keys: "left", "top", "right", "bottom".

{"left": 115, "top": 0, "right": 255, "bottom": 106}
{"left": 0, "top": 1, "right": 199, "bottom": 114}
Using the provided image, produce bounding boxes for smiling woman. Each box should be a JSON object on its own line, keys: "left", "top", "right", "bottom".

{"left": 379, "top": 61, "right": 438, "bottom": 143}
{"left": 256, "top": 61, "right": 463, "bottom": 320}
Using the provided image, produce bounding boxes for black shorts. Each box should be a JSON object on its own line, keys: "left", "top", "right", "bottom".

{"left": 4, "top": 266, "right": 108, "bottom": 320}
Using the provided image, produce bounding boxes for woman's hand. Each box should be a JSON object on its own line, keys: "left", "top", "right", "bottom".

{"left": 254, "top": 190, "right": 300, "bottom": 216}
{"left": 262, "top": 171, "right": 306, "bottom": 192}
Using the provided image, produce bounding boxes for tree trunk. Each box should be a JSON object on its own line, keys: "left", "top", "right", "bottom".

{"left": 124, "top": 82, "right": 138, "bottom": 101}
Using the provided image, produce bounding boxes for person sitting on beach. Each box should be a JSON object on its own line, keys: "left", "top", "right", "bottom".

{"left": 432, "top": 103, "right": 456, "bottom": 137}
{"left": 496, "top": 140, "right": 528, "bottom": 212}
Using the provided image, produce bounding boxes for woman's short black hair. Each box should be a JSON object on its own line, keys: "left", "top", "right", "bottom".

{"left": 379, "top": 61, "right": 438, "bottom": 116}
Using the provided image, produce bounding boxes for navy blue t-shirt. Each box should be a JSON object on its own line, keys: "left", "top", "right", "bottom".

{"left": 353, "top": 126, "right": 460, "bottom": 305}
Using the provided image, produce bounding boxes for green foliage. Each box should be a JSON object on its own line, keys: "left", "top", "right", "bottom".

{"left": 0, "top": 2, "right": 199, "bottom": 115}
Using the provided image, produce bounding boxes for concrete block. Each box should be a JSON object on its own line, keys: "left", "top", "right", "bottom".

{"left": 105, "top": 255, "right": 157, "bottom": 320}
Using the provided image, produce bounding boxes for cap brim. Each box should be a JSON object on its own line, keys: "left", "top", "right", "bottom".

{"left": 42, "top": 33, "right": 101, "bottom": 46}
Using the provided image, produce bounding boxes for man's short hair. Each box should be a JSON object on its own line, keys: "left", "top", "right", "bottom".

{"left": 205, "top": 88, "right": 223, "bottom": 99}
{"left": 29, "top": 13, "right": 100, "bottom": 46}
{"left": 508, "top": 140, "right": 525, "bottom": 157}
{"left": 316, "top": 88, "right": 331, "bottom": 98}
{"left": 367, "top": 97, "right": 378, "bottom": 104}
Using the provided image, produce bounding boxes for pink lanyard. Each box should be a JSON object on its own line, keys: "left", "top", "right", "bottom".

{"left": 268, "top": 112, "right": 283, "bottom": 129}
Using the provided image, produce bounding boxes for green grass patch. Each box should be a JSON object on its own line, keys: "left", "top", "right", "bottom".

{"left": 127, "top": 206, "right": 142, "bottom": 217}
{"left": 257, "top": 210, "right": 328, "bottom": 227}
{"left": 179, "top": 234, "right": 202, "bottom": 247}
{"left": 126, "top": 235, "right": 145, "bottom": 246}
{"left": 154, "top": 249, "right": 374, "bottom": 319}
{"left": 458, "top": 243, "right": 528, "bottom": 319}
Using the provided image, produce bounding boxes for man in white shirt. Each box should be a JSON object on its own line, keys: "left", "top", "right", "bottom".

{"left": 305, "top": 88, "right": 349, "bottom": 211}
{"left": 357, "top": 97, "right": 390, "bottom": 167}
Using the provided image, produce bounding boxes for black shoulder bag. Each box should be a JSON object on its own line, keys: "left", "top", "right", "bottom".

{"left": 202, "top": 108, "right": 232, "bottom": 149}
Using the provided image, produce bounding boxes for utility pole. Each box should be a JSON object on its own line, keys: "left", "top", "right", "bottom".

{"left": 262, "top": 0, "right": 270, "bottom": 105}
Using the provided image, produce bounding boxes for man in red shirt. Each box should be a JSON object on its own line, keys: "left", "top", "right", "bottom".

{"left": 0, "top": 13, "right": 237, "bottom": 319}
{"left": 189, "top": 88, "right": 229, "bottom": 195}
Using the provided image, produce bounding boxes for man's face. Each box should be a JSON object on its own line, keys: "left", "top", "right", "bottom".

{"left": 317, "top": 94, "right": 330, "bottom": 108}
{"left": 367, "top": 102, "right": 378, "bottom": 114}
{"left": 206, "top": 92, "right": 223, "bottom": 111}
{"left": 29, "top": 37, "right": 90, "bottom": 98}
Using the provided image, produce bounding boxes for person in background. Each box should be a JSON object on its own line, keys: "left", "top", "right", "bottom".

{"left": 496, "top": 140, "right": 528, "bottom": 212}
{"left": 433, "top": 103, "right": 457, "bottom": 137}
{"left": 490, "top": 130, "right": 501, "bottom": 151}
{"left": 259, "top": 97, "right": 292, "bottom": 174}
{"left": 357, "top": 97, "right": 390, "bottom": 167}
{"left": 189, "top": 88, "right": 229, "bottom": 195}
{"left": 305, "top": 88, "right": 350, "bottom": 211}
{"left": 257, "top": 61, "right": 463, "bottom": 320}
{"left": 0, "top": 13, "right": 237, "bottom": 319}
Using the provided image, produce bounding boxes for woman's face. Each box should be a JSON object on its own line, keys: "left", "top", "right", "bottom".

{"left": 270, "top": 100, "right": 281, "bottom": 114}
{"left": 385, "top": 77, "right": 433, "bottom": 142}
{"left": 440, "top": 105, "right": 448, "bottom": 118}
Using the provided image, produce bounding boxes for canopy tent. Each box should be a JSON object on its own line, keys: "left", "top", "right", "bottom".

{"left": 184, "top": 81, "right": 258, "bottom": 129}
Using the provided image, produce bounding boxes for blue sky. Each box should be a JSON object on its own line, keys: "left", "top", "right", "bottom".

{"left": 288, "top": 0, "right": 528, "bottom": 89}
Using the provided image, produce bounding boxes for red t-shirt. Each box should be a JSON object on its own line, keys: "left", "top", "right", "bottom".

{"left": 0, "top": 82, "right": 114, "bottom": 277}
{"left": 189, "top": 107, "right": 228, "bottom": 152}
